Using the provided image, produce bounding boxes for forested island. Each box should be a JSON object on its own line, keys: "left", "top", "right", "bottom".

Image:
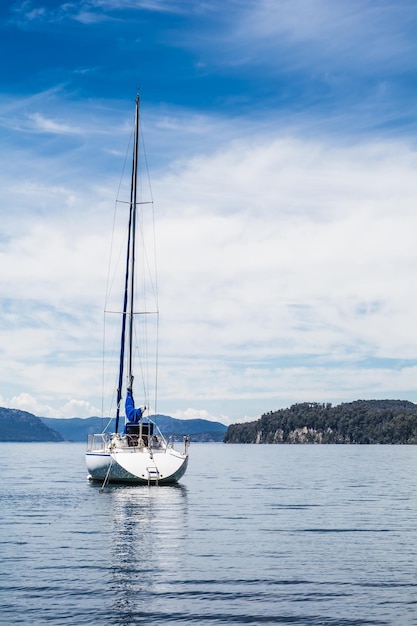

{"left": 224, "top": 400, "right": 417, "bottom": 444}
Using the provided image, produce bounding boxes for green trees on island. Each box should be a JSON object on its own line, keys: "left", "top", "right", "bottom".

{"left": 224, "top": 400, "right": 417, "bottom": 444}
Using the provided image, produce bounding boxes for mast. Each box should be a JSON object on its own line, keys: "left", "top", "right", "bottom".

{"left": 128, "top": 94, "right": 140, "bottom": 384}
{"left": 115, "top": 94, "right": 140, "bottom": 434}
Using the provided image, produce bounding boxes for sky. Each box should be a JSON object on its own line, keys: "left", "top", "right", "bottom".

{"left": 0, "top": 0, "right": 416, "bottom": 425}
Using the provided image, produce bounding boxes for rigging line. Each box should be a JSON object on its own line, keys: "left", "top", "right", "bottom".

{"left": 140, "top": 117, "right": 155, "bottom": 205}
{"left": 104, "top": 322, "right": 124, "bottom": 421}
{"left": 130, "top": 198, "right": 157, "bottom": 410}
{"left": 140, "top": 111, "right": 160, "bottom": 418}
{"left": 131, "top": 311, "right": 150, "bottom": 411}
{"left": 136, "top": 209, "right": 159, "bottom": 309}
{"left": 150, "top": 180, "right": 159, "bottom": 418}
{"left": 133, "top": 239, "right": 152, "bottom": 411}
{"left": 128, "top": 255, "right": 158, "bottom": 418}
{"left": 139, "top": 118, "right": 159, "bottom": 309}
{"left": 154, "top": 311, "right": 160, "bottom": 419}
{"left": 99, "top": 456, "right": 113, "bottom": 493}
{"left": 139, "top": 122, "right": 159, "bottom": 339}
{"left": 101, "top": 112, "right": 135, "bottom": 421}
{"left": 101, "top": 309, "right": 106, "bottom": 420}
{"left": 104, "top": 122, "right": 133, "bottom": 312}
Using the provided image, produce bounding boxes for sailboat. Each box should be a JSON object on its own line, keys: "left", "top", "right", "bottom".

{"left": 86, "top": 95, "right": 189, "bottom": 486}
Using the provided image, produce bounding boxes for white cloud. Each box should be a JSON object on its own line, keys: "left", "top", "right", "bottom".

{"left": 59, "top": 398, "right": 102, "bottom": 417}
{"left": 9, "top": 393, "right": 101, "bottom": 418}
{"left": 229, "top": 0, "right": 415, "bottom": 73}
{"left": 0, "top": 101, "right": 416, "bottom": 422}
{"left": 149, "top": 134, "right": 416, "bottom": 417}
{"left": 172, "top": 407, "right": 227, "bottom": 423}
{"left": 9, "top": 393, "right": 56, "bottom": 417}
{"left": 9, "top": 0, "right": 204, "bottom": 27}
{"left": 90, "top": 0, "right": 190, "bottom": 13}
{"left": 26, "top": 112, "right": 86, "bottom": 135}
{"left": 154, "top": 136, "right": 416, "bottom": 341}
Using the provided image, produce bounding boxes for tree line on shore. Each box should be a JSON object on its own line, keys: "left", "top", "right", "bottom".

{"left": 224, "top": 399, "right": 417, "bottom": 444}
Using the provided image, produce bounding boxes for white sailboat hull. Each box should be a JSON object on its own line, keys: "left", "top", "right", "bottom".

{"left": 86, "top": 441, "right": 188, "bottom": 485}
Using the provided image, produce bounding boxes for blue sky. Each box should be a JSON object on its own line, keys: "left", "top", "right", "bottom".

{"left": 0, "top": 0, "right": 416, "bottom": 423}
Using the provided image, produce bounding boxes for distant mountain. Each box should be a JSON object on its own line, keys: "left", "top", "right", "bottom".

{"left": 40, "top": 414, "right": 227, "bottom": 442}
{"left": 224, "top": 399, "right": 417, "bottom": 444}
{"left": 40, "top": 417, "right": 113, "bottom": 442}
{"left": 0, "top": 408, "right": 63, "bottom": 442}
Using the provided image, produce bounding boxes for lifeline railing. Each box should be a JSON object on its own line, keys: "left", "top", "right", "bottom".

{"left": 86, "top": 433, "right": 111, "bottom": 452}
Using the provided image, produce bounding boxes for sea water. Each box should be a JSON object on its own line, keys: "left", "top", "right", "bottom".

{"left": 0, "top": 443, "right": 416, "bottom": 625}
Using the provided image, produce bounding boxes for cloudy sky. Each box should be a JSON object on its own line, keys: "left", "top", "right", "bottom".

{"left": 0, "top": 0, "right": 416, "bottom": 424}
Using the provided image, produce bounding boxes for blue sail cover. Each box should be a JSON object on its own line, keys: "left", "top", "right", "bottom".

{"left": 125, "top": 389, "right": 143, "bottom": 423}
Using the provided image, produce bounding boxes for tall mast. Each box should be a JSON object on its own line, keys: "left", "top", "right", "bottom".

{"left": 115, "top": 94, "right": 140, "bottom": 434}
{"left": 128, "top": 94, "right": 140, "bottom": 384}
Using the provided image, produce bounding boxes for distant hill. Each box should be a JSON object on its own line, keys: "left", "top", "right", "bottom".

{"left": 40, "top": 416, "right": 112, "bottom": 442}
{"left": 40, "top": 414, "right": 227, "bottom": 442}
{"left": 0, "top": 408, "right": 63, "bottom": 442}
{"left": 0, "top": 407, "right": 226, "bottom": 443}
{"left": 224, "top": 400, "right": 417, "bottom": 444}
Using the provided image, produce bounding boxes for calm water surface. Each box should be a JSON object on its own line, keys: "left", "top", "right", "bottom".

{"left": 0, "top": 443, "right": 416, "bottom": 625}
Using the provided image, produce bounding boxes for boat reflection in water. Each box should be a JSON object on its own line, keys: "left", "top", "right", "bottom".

{"left": 99, "top": 483, "right": 188, "bottom": 624}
